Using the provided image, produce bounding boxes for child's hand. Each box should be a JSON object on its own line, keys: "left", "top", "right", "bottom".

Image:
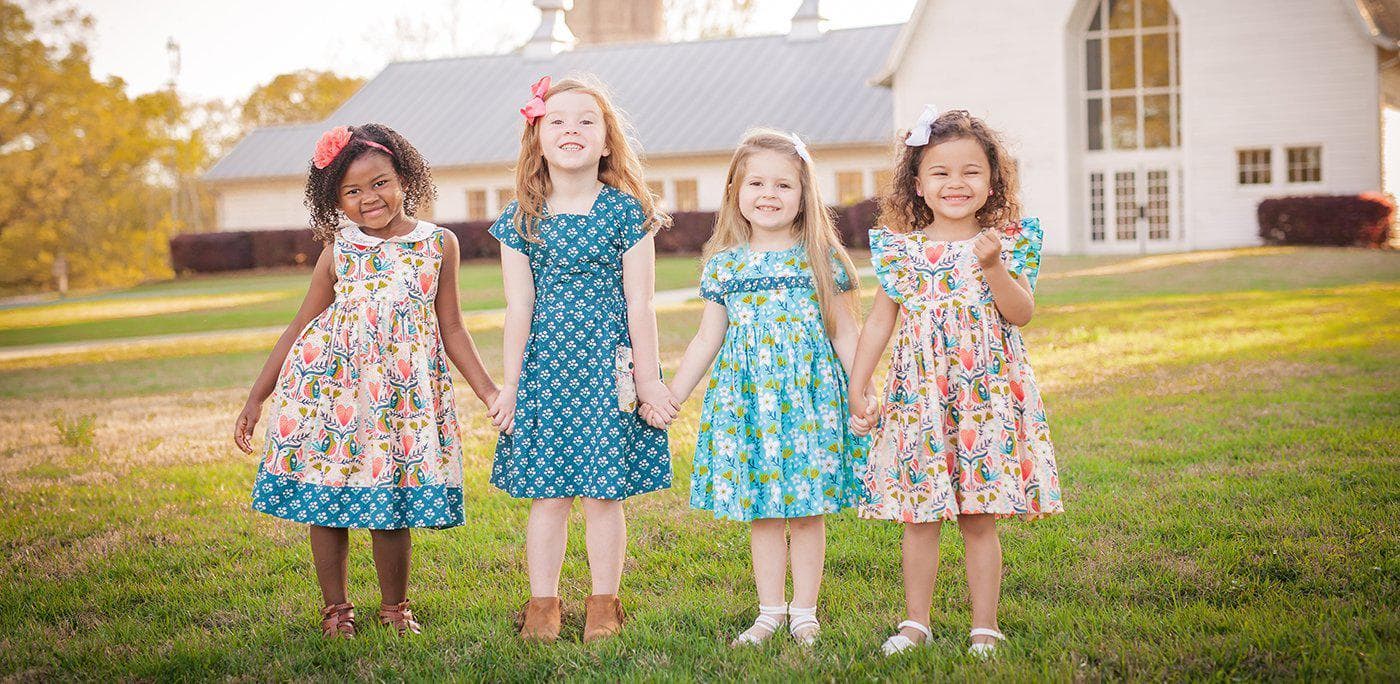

{"left": 481, "top": 384, "right": 501, "bottom": 410}
{"left": 488, "top": 384, "right": 517, "bottom": 435}
{"left": 233, "top": 400, "right": 262, "bottom": 454}
{"left": 848, "top": 387, "right": 881, "bottom": 436}
{"left": 973, "top": 229, "right": 1004, "bottom": 270}
{"left": 638, "top": 402, "right": 671, "bottom": 430}
{"left": 637, "top": 379, "right": 679, "bottom": 425}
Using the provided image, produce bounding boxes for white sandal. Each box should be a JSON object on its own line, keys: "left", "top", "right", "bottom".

{"left": 787, "top": 605, "right": 819, "bottom": 646}
{"left": 881, "top": 620, "right": 932, "bottom": 656}
{"left": 967, "top": 627, "right": 1006, "bottom": 658}
{"left": 730, "top": 604, "right": 787, "bottom": 647}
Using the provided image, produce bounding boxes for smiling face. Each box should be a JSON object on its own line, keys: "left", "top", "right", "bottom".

{"left": 736, "top": 149, "right": 803, "bottom": 236}
{"left": 336, "top": 151, "right": 408, "bottom": 230}
{"left": 537, "top": 90, "right": 610, "bottom": 173}
{"left": 914, "top": 136, "right": 992, "bottom": 224}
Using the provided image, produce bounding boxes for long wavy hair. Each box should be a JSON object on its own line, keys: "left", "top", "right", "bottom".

{"left": 877, "top": 109, "right": 1021, "bottom": 234}
{"left": 701, "top": 129, "right": 860, "bottom": 335}
{"left": 303, "top": 123, "right": 435, "bottom": 243}
{"left": 510, "top": 74, "right": 669, "bottom": 242}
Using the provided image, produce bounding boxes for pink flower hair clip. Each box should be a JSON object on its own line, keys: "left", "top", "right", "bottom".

{"left": 312, "top": 126, "right": 395, "bottom": 170}
{"left": 520, "top": 76, "right": 551, "bottom": 125}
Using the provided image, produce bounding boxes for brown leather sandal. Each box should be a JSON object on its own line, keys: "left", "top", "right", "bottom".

{"left": 378, "top": 599, "right": 422, "bottom": 636}
{"left": 320, "top": 602, "right": 356, "bottom": 639}
{"left": 583, "top": 594, "right": 625, "bottom": 643}
{"left": 516, "top": 596, "right": 562, "bottom": 643}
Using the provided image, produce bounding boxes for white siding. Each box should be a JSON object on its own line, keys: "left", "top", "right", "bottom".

{"left": 1176, "top": 0, "right": 1382, "bottom": 249}
{"left": 214, "top": 179, "right": 308, "bottom": 231}
{"left": 890, "top": 0, "right": 1080, "bottom": 255}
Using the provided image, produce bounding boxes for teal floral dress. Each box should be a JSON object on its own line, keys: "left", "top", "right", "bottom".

{"left": 487, "top": 185, "right": 671, "bottom": 500}
{"left": 689, "top": 244, "right": 870, "bottom": 521}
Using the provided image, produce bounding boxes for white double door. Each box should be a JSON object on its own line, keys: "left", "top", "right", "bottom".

{"left": 1085, "top": 156, "right": 1183, "bottom": 252}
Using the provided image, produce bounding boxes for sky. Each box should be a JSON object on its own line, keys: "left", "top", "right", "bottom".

{"left": 77, "top": 0, "right": 917, "bottom": 102}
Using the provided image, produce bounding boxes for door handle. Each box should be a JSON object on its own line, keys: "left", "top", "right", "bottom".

{"left": 1138, "top": 204, "right": 1146, "bottom": 220}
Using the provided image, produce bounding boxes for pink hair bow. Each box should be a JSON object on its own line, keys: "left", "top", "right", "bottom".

{"left": 520, "top": 76, "right": 551, "bottom": 125}
{"left": 312, "top": 126, "right": 394, "bottom": 169}
{"left": 313, "top": 126, "right": 353, "bottom": 169}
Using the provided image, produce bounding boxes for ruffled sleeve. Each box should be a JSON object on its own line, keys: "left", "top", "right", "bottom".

{"left": 488, "top": 201, "right": 529, "bottom": 254}
{"left": 699, "top": 254, "right": 726, "bottom": 304}
{"left": 610, "top": 188, "right": 652, "bottom": 252}
{"left": 868, "top": 228, "right": 912, "bottom": 303}
{"left": 832, "top": 255, "right": 855, "bottom": 293}
{"left": 1003, "top": 217, "right": 1043, "bottom": 292}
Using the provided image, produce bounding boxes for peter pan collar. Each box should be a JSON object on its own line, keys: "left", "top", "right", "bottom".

{"left": 341, "top": 220, "right": 436, "bottom": 247}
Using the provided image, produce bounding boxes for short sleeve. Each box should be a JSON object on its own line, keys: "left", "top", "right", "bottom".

{"left": 868, "top": 228, "right": 909, "bottom": 303}
{"left": 1004, "top": 217, "right": 1043, "bottom": 292}
{"left": 612, "top": 190, "right": 651, "bottom": 252}
{"left": 699, "top": 254, "right": 726, "bottom": 304}
{"left": 831, "top": 253, "right": 855, "bottom": 293}
{"left": 488, "top": 201, "right": 529, "bottom": 253}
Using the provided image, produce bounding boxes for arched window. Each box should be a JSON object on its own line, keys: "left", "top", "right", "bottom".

{"left": 1084, "top": 0, "right": 1180, "bottom": 151}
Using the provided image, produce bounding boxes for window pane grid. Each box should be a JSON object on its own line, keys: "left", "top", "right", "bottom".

{"left": 1115, "top": 170, "right": 1137, "bottom": 240}
{"left": 1237, "top": 149, "right": 1272, "bottom": 185}
{"left": 1286, "top": 146, "right": 1321, "bottom": 183}
{"left": 1083, "top": 0, "right": 1180, "bottom": 152}
{"left": 1090, "top": 172, "right": 1106, "bottom": 241}
{"left": 1146, "top": 169, "right": 1170, "bottom": 239}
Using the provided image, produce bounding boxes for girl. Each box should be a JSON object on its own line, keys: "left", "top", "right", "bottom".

{"left": 847, "top": 108, "right": 1063, "bottom": 657}
{"left": 486, "top": 75, "right": 675, "bottom": 644}
{"left": 233, "top": 123, "right": 499, "bottom": 639}
{"left": 642, "top": 130, "right": 869, "bottom": 647}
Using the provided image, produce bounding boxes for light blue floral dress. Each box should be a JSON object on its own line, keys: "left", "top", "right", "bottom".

{"left": 487, "top": 185, "right": 671, "bottom": 500}
{"left": 689, "top": 244, "right": 870, "bottom": 521}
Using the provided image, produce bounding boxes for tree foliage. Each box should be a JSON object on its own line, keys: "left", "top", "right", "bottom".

{"left": 239, "top": 70, "right": 364, "bottom": 129}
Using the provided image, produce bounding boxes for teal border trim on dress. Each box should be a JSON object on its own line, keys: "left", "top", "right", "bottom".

{"left": 251, "top": 467, "right": 464, "bottom": 530}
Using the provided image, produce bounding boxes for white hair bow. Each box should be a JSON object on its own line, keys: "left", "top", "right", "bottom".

{"left": 904, "top": 104, "right": 940, "bottom": 146}
{"left": 789, "top": 132, "right": 812, "bottom": 165}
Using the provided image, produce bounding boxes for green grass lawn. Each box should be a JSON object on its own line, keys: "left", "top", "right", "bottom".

{"left": 0, "top": 255, "right": 708, "bottom": 348}
{"left": 0, "top": 247, "right": 1397, "bottom": 680}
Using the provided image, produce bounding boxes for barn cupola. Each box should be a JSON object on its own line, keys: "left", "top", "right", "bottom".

{"left": 524, "top": 0, "right": 577, "bottom": 60}
{"left": 789, "top": 0, "right": 826, "bottom": 42}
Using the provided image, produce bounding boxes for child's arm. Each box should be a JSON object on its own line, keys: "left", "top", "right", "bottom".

{"left": 847, "top": 290, "right": 900, "bottom": 435}
{"left": 233, "top": 245, "right": 337, "bottom": 453}
{"left": 973, "top": 230, "right": 1035, "bottom": 326}
{"left": 433, "top": 231, "right": 499, "bottom": 406}
{"left": 622, "top": 233, "right": 680, "bottom": 425}
{"left": 489, "top": 243, "right": 534, "bottom": 435}
{"left": 828, "top": 292, "right": 862, "bottom": 376}
{"left": 666, "top": 301, "right": 729, "bottom": 403}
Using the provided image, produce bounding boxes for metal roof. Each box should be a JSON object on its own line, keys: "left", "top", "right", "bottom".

{"left": 204, "top": 24, "right": 900, "bottom": 182}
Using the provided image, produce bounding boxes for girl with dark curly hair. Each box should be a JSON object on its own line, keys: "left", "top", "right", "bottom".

{"left": 847, "top": 107, "right": 1063, "bottom": 658}
{"left": 233, "top": 123, "right": 499, "bottom": 639}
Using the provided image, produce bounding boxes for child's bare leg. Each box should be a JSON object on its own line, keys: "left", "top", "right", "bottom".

{"left": 957, "top": 513, "right": 1002, "bottom": 644}
{"left": 581, "top": 497, "right": 626, "bottom": 595}
{"left": 369, "top": 528, "right": 411, "bottom": 605}
{"left": 788, "top": 515, "right": 825, "bottom": 639}
{"left": 901, "top": 521, "right": 942, "bottom": 642}
{"left": 526, "top": 497, "right": 574, "bottom": 597}
{"left": 733, "top": 518, "right": 788, "bottom": 643}
{"left": 309, "top": 525, "right": 350, "bottom": 605}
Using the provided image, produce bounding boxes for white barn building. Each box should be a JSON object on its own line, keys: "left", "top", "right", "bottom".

{"left": 205, "top": 0, "right": 1399, "bottom": 255}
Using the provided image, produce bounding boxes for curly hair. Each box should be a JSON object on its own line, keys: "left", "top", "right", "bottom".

{"left": 302, "top": 123, "right": 437, "bottom": 243}
{"left": 877, "top": 110, "right": 1021, "bottom": 234}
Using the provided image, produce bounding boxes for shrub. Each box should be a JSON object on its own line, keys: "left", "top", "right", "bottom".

{"left": 168, "top": 200, "right": 882, "bottom": 273}
{"left": 1257, "top": 193, "right": 1395, "bottom": 247}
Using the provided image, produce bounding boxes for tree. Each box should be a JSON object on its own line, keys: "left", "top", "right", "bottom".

{"left": 239, "top": 69, "right": 365, "bottom": 129}
{"left": 665, "top": 0, "right": 758, "bottom": 41}
{"left": 0, "top": 0, "right": 183, "bottom": 291}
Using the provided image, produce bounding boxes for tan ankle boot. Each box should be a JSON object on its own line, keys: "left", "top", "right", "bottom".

{"left": 517, "top": 596, "right": 562, "bottom": 643}
{"left": 582, "top": 594, "right": 625, "bottom": 643}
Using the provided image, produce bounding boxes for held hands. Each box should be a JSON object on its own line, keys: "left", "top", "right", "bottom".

{"left": 488, "top": 384, "right": 518, "bottom": 435}
{"left": 637, "top": 380, "right": 680, "bottom": 429}
{"left": 847, "top": 386, "right": 881, "bottom": 436}
{"left": 233, "top": 400, "right": 262, "bottom": 454}
{"left": 973, "top": 229, "right": 1005, "bottom": 271}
